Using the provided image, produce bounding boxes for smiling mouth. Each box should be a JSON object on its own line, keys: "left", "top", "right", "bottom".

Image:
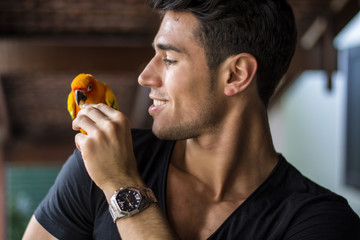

{"left": 153, "top": 99, "right": 167, "bottom": 106}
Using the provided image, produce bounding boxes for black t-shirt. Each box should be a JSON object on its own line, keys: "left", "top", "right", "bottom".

{"left": 34, "top": 129, "right": 360, "bottom": 239}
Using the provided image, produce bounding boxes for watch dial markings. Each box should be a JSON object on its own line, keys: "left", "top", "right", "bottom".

{"left": 116, "top": 189, "right": 142, "bottom": 212}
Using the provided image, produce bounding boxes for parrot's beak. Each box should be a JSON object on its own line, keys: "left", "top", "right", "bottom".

{"left": 75, "top": 90, "right": 87, "bottom": 107}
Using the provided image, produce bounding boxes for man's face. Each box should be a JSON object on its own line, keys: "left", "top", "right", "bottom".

{"left": 138, "top": 11, "right": 223, "bottom": 140}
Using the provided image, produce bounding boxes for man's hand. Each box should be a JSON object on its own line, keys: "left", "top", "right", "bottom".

{"left": 72, "top": 103, "right": 144, "bottom": 199}
{"left": 72, "top": 104, "right": 176, "bottom": 239}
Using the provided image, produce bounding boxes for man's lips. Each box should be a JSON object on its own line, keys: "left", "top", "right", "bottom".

{"left": 149, "top": 99, "right": 167, "bottom": 115}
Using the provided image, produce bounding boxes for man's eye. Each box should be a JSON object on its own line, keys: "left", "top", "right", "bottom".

{"left": 162, "top": 58, "right": 177, "bottom": 65}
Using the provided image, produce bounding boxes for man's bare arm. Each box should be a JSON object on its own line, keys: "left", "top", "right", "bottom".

{"left": 114, "top": 204, "right": 177, "bottom": 239}
{"left": 22, "top": 215, "right": 58, "bottom": 240}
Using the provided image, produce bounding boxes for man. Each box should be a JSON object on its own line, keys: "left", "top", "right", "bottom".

{"left": 23, "top": 0, "right": 359, "bottom": 239}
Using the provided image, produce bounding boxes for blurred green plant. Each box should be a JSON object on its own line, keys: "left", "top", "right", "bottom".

{"left": 7, "top": 192, "right": 32, "bottom": 240}
{"left": 6, "top": 165, "right": 61, "bottom": 240}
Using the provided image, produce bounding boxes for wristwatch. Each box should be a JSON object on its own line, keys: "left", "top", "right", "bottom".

{"left": 109, "top": 186, "right": 158, "bottom": 223}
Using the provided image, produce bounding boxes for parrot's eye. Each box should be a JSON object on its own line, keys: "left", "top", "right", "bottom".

{"left": 87, "top": 84, "right": 92, "bottom": 92}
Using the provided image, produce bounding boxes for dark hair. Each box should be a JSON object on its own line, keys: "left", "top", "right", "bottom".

{"left": 149, "top": 0, "right": 297, "bottom": 107}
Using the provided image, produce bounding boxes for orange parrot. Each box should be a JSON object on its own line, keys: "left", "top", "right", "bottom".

{"left": 67, "top": 73, "right": 118, "bottom": 127}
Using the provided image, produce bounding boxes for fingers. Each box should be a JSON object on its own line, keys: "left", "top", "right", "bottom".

{"left": 72, "top": 103, "right": 130, "bottom": 140}
{"left": 72, "top": 110, "right": 97, "bottom": 134}
{"left": 90, "top": 103, "right": 119, "bottom": 118}
{"left": 76, "top": 103, "right": 130, "bottom": 132}
{"left": 72, "top": 104, "right": 107, "bottom": 133}
{"left": 74, "top": 132, "right": 84, "bottom": 152}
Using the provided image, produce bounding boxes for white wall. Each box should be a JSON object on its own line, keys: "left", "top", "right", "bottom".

{"left": 269, "top": 71, "right": 360, "bottom": 215}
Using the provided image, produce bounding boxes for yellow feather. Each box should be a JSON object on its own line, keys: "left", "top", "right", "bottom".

{"left": 104, "top": 83, "right": 119, "bottom": 111}
{"left": 67, "top": 91, "right": 76, "bottom": 120}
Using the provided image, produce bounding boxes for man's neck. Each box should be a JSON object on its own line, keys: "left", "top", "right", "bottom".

{"left": 170, "top": 105, "right": 278, "bottom": 202}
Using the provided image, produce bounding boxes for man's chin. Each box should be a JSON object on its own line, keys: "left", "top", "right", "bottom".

{"left": 151, "top": 127, "right": 173, "bottom": 140}
{"left": 151, "top": 124, "right": 197, "bottom": 141}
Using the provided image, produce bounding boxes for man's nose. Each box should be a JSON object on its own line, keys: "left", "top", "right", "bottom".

{"left": 138, "top": 57, "right": 162, "bottom": 88}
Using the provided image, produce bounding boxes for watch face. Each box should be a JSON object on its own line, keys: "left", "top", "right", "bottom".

{"left": 116, "top": 189, "right": 142, "bottom": 212}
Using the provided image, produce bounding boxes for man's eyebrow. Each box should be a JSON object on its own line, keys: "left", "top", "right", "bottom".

{"left": 152, "top": 42, "right": 184, "bottom": 54}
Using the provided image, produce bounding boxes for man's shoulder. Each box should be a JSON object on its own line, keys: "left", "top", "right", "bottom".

{"left": 282, "top": 185, "right": 360, "bottom": 239}
{"left": 276, "top": 156, "right": 350, "bottom": 207}
{"left": 275, "top": 157, "right": 360, "bottom": 238}
{"left": 277, "top": 156, "right": 340, "bottom": 196}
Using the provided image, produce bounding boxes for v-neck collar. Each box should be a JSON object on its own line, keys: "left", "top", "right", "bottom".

{"left": 158, "top": 141, "right": 285, "bottom": 239}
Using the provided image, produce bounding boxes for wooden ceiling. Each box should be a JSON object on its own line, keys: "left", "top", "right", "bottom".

{"left": 0, "top": 0, "right": 359, "bottom": 160}
{"left": 0, "top": 0, "right": 159, "bottom": 38}
{"left": 1, "top": 0, "right": 357, "bottom": 43}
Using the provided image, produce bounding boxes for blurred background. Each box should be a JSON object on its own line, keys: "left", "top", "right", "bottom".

{"left": 0, "top": 0, "right": 359, "bottom": 239}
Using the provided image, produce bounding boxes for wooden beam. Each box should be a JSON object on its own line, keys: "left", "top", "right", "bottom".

{"left": 323, "top": 11, "right": 337, "bottom": 91}
{"left": 0, "top": 39, "right": 154, "bottom": 74}
{"left": 270, "top": 0, "right": 359, "bottom": 106}
{"left": 333, "top": 0, "right": 360, "bottom": 35}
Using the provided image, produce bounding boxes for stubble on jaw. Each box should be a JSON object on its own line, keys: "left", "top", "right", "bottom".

{"left": 151, "top": 74, "right": 223, "bottom": 141}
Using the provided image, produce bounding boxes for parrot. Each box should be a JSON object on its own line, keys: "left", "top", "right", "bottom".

{"left": 67, "top": 73, "right": 118, "bottom": 132}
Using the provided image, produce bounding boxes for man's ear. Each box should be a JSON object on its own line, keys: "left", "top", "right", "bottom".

{"left": 224, "top": 53, "right": 258, "bottom": 96}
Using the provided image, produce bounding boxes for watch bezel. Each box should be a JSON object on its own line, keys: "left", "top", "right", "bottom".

{"left": 109, "top": 187, "right": 157, "bottom": 223}
{"left": 115, "top": 187, "right": 147, "bottom": 215}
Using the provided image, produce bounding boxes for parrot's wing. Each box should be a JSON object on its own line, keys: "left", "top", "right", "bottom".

{"left": 67, "top": 91, "right": 77, "bottom": 120}
{"left": 104, "top": 84, "right": 119, "bottom": 110}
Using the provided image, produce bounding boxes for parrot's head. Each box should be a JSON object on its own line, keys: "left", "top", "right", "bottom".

{"left": 71, "top": 73, "right": 97, "bottom": 108}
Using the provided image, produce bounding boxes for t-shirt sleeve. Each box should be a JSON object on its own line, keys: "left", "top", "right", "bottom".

{"left": 34, "top": 149, "right": 94, "bottom": 240}
{"left": 283, "top": 196, "right": 360, "bottom": 240}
